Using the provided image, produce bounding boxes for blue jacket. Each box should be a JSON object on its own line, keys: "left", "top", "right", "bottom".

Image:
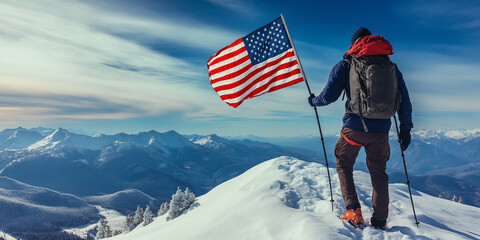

{"left": 311, "top": 54, "right": 413, "bottom": 133}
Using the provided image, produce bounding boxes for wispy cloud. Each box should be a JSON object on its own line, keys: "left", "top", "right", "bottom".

{"left": 204, "top": 0, "right": 258, "bottom": 15}
{"left": 0, "top": 0, "right": 323, "bottom": 128}
{"left": 395, "top": 51, "right": 480, "bottom": 112}
{"left": 397, "top": 0, "right": 480, "bottom": 33}
{"left": 91, "top": 11, "right": 241, "bottom": 52}
{"left": 0, "top": 0, "right": 244, "bottom": 125}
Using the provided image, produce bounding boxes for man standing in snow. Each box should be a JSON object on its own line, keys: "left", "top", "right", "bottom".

{"left": 308, "top": 27, "right": 413, "bottom": 229}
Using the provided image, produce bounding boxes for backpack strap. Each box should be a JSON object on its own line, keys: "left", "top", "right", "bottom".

{"left": 341, "top": 58, "right": 351, "bottom": 101}
{"left": 349, "top": 56, "right": 370, "bottom": 132}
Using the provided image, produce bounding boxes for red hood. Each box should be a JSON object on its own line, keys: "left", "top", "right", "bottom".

{"left": 345, "top": 35, "right": 393, "bottom": 56}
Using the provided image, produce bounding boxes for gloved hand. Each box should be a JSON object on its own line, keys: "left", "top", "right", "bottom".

{"left": 308, "top": 93, "right": 316, "bottom": 107}
{"left": 398, "top": 129, "right": 411, "bottom": 151}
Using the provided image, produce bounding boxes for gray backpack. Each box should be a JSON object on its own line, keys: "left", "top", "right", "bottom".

{"left": 345, "top": 55, "right": 400, "bottom": 131}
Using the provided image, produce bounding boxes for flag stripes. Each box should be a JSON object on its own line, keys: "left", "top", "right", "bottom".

{"left": 207, "top": 40, "right": 303, "bottom": 108}
{"left": 206, "top": 17, "right": 304, "bottom": 108}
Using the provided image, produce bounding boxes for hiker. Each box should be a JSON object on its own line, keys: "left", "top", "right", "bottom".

{"left": 307, "top": 27, "right": 413, "bottom": 229}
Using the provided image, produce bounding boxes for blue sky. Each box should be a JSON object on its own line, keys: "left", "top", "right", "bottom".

{"left": 0, "top": 0, "right": 479, "bottom": 137}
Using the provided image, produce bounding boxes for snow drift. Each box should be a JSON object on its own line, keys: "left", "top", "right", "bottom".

{"left": 112, "top": 157, "right": 480, "bottom": 240}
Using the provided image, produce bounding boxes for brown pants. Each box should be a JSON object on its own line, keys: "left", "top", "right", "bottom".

{"left": 335, "top": 127, "right": 390, "bottom": 221}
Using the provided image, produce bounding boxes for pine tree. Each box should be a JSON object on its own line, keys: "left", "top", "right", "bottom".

{"left": 96, "top": 218, "right": 111, "bottom": 239}
{"left": 143, "top": 205, "right": 155, "bottom": 226}
{"left": 123, "top": 214, "right": 135, "bottom": 232}
{"left": 167, "top": 187, "right": 196, "bottom": 221}
{"left": 133, "top": 205, "right": 144, "bottom": 227}
{"left": 167, "top": 187, "right": 185, "bottom": 221}
{"left": 185, "top": 187, "right": 196, "bottom": 206}
{"left": 452, "top": 195, "right": 458, "bottom": 202}
{"left": 158, "top": 202, "right": 170, "bottom": 216}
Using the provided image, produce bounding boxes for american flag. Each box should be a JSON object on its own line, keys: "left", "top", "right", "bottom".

{"left": 206, "top": 16, "right": 304, "bottom": 108}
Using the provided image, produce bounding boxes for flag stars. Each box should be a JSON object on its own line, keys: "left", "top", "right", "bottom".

{"left": 243, "top": 19, "right": 290, "bottom": 65}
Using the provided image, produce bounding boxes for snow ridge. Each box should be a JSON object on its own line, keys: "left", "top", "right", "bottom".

{"left": 192, "top": 134, "right": 228, "bottom": 150}
{"left": 112, "top": 157, "right": 480, "bottom": 240}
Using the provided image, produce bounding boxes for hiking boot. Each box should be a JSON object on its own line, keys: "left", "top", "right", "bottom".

{"left": 341, "top": 208, "right": 365, "bottom": 229}
{"left": 371, "top": 218, "right": 386, "bottom": 230}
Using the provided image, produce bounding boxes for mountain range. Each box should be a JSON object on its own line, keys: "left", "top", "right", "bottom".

{"left": 0, "top": 127, "right": 318, "bottom": 201}
{"left": 0, "top": 127, "right": 478, "bottom": 239}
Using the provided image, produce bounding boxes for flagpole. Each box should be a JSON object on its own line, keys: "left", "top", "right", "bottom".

{"left": 281, "top": 14, "right": 335, "bottom": 211}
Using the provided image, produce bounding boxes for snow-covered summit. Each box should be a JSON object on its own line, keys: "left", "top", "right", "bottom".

{"left": 150, "top": 130, "right": 192, "bottom": 149}
{"left": 191, "top": 134, "right": 229, "bottom": 150}
{"left": 28, "top": 128, "right": 88, "bottom": 149}
{"left": 0, "top": 127, "right": 44, "bottom": 150}
{"left": 112, "top": 157, "right": 480, "bottom": 240}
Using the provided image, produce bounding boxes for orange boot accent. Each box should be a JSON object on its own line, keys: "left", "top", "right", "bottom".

{"left": 341, "top": 208, "right": 365, "bottom": 228}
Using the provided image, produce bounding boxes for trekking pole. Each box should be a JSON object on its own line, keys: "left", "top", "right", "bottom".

{"left": 281, "top": 14, "right": 335, "bottom": 211}
{"left": 393, "top": 115, "right": 420, "bottom": 227}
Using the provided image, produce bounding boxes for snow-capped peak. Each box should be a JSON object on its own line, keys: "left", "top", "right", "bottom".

{"left": 412, "top": 128, "right": 480, "bottom": 140}
{"left": 0, "top": 127, "right": 44, "bottom": 150}
{"left": 49, "top": 128, "right": 71, "bottom": 141}
{"left": 192, "top": 134, "right": 228, "bottom": 149}
{"left": 154, "top": 130, "right": 192, "bottom": 149}
{"left": 112, "top": 157, "right": 480, "bottom": 240}
{"left": 28, "top": 128, "right": 72, "bottom": 149}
